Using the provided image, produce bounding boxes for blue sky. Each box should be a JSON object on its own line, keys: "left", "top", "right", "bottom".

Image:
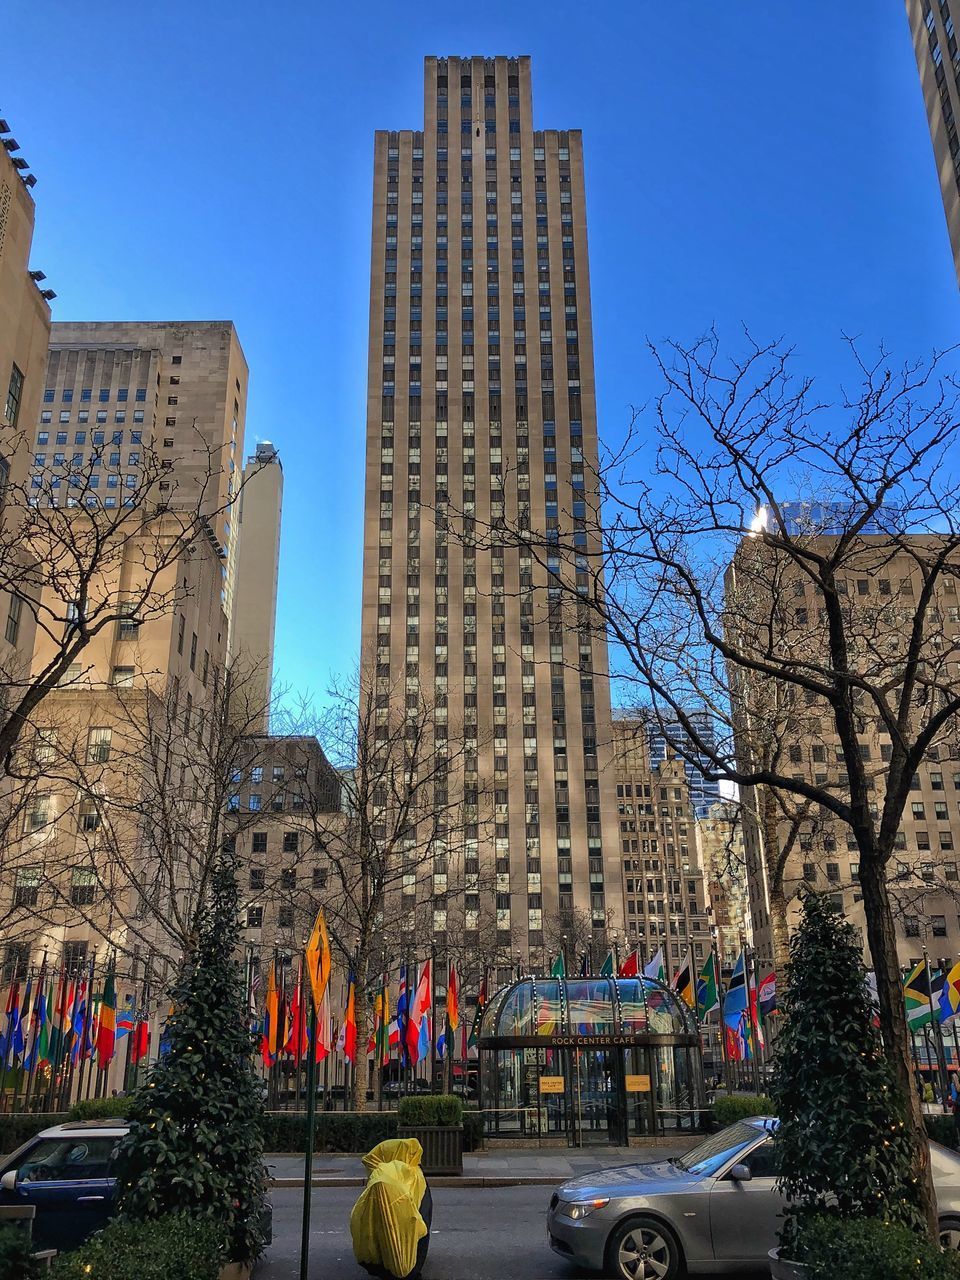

{"left": 4, "top": 1, "right": 958, "bottom": 707}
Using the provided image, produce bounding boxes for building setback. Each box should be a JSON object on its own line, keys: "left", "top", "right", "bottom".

{"left": 905, "top": 0, "right": 960, "bottom": 285}
{"left": 359, "top": 56, "right": 623, "bottom": 967}
{"left": 231, "top": 441, "right": 283, "bottom": 730}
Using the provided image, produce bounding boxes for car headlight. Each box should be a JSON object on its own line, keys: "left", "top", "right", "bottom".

{"left": 561, "top": 1198, "right": 610, "bottom": 1220}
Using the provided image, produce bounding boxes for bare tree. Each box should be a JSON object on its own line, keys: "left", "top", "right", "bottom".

{"left": 475, "top": 332, "right": 960, "bottom": 1230}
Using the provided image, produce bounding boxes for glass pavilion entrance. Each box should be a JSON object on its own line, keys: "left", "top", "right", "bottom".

{"left": 477, "top": 977, "right": 706, "bottom": 1145}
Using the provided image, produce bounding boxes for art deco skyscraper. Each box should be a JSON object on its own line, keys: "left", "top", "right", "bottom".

{"left": 359, "top": 56, "right": 623, "bottom": 967}
{"left": 905, "top": 0, "right": 960, "bottom": 284}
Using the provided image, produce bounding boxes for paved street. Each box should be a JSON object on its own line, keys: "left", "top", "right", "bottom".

{"left": 259, "top": 1186, "right": 764, "bottom": 1279}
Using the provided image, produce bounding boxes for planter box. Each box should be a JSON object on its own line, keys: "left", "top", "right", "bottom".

{"left": 218, "top": 1263, "right": 252, "bottom": 1280}
{"left": 397, "top": 1125, "right": 463, "bottom": 1175}
{"left": 769, "top": 1248, "right": 809, "bottom": 1279}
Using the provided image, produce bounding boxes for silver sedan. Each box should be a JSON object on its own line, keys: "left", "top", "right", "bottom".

{"left": 546, "top": 1117, "right": 960, "bottom": 1278}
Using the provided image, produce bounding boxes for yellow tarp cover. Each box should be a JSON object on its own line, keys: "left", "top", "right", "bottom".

{"left": 350, "top": 1138, "right": 428, "bottom": 1279}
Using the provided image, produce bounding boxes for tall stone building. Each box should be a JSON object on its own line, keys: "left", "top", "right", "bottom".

{"left": 905, "top": 0, "right": 960, "bottom": 284}
{"left": 695, "top": 801, "right": 750, "bottom": 970}
{"left": 0, "top": 123, "right": 52, "bottom": 682}
{"left": 613, "top": 719, "right": 713, "bottom": 977}
{"left": 231, "top": 441, "right": 283, "bottom": 730}
{"left": 31, "top": 321, "right": 249, "bottom": 622}
{"left": 727, "top": 532, "right": 960, "bottom": 970}
{"left": 359, "top": 56, "right": 623, "bottom": 966}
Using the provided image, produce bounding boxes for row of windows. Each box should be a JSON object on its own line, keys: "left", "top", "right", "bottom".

{"left": 37, "top": 430, "right": 142, "bottom": 447}
{"left": 43, "top": 387, "right": 147, "bottom": 403}
{"left": 42, "top": 410, "right": 144, "bottom": 426}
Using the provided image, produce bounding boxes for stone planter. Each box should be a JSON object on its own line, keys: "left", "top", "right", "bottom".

{"left": 397, "top": 1124, "right": 464, "bottom": 1175}
{"left": 218, "top": 1263, "right": 253, "bottom": 1280}
{"left": 768, "top": 1248, "right": 810, "bottom": 1279}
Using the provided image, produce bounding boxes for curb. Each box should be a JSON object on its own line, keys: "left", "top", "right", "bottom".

{"left": 269, "top": 1175, "right": 564, "bottom": 1189}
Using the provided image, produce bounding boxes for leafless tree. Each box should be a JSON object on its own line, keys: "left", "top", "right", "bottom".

{"left": 472, "top": 331, "right": 960, "bottom": 1231}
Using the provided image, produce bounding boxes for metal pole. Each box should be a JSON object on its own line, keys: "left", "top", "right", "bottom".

{"left": 923, "top": 947, "right": 950, "bottom": 1108}
{"left": 430, "top": 941, "right": 437, "bottom": 1092}
{"left": 298, "top": 975, "right": 319, "bottom": 1280}
{"left": 744, "top": 944, "right": 761, "bottom": 1095}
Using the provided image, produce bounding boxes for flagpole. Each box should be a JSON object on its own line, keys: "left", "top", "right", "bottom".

{"left": 430, "top": 940, "right": 437, "bottom": 1093}
{"left": 299, "top": 949, "right": 319, "bottom": 1280}
{"left": 0, "top": 979, "right": 15, "bottom": 1109}
{"left": 76, "top": 957, "right": 94, "bottom": 1106}
{"left": 923, "top": 946, "right": 950, "bottom": 1108}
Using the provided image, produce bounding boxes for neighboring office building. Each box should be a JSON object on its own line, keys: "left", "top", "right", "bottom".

{"left": 695, "top": 801, "right": 750, "bottom": 970}
{"left": 726, "top": 533, "right": 960, "bottom": 969}
{"left": 230, "top": 441, "right": 283, "bottom": 732}
{"left": 646, "top": 710, "right": 722, "bottom": 820}
{"left": 32, "top": 321, "right": 249, "bottom": 621}
{"left": 905, "top": 0, "right": 960, "bottom": 285}
{"left": 613, "top": 718, "right": 714, "bottom": 978}
{"left": 358, "top": 55, "right": 623, "bottom": 965}
{"left": 0, "top": 122, "right": 52, "bottom": 685}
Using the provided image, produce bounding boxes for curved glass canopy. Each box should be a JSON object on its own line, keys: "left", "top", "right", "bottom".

{"left": 478, "top": 975, "right": 698, "bottom": 1041}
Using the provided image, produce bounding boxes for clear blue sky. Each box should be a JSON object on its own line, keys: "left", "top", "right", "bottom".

{"left": 4, "top": 1, "right": 958, "bottom": 707}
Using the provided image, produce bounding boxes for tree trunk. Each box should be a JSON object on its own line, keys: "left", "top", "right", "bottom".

{"left": 352, "top": 983, "right": 369, "bottom": 1113}
{"left": 857, "top": 849, "right": 937, "bottom": 1235}
{"left": 767, "top": 885, "right": 791, "bottom": 979}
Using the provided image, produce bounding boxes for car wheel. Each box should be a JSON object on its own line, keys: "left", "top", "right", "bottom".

{"left": 940, "top": 1217, "right": 960, "bottom": 1251}
{"left": 606, "top": 1215, "right": 683, "bottom": 1280}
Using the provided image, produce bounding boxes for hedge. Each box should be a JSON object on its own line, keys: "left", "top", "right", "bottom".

{"left": 0, "top": 1107, "right": 485, "bottom": 1159}
{"left": 397, "top": 1094, "right": 463, "bottom": 1127}
{"left": 68, "top": 1097, "right": 132, "bottom": 1122}
{"left": 788, "top": 1213, "right": 960, "bottom": 1279}
{"left": 712, "top": 1093, "right": 775, "bottom": 1126}
{"left": 0, "top": 1224, "right": 42, "bottom": 1280}
{"left": 51, "top": 1213, "right": 223, "bottom": 1280}
{"left": 925, "top": 1113, "right": 959, "bottom": 1150}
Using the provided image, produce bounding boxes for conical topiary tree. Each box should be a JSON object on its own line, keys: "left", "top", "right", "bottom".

{"left": 114, "top": 850, "right": 266, "bottom": 1264}
{"left": 772, "top": 891, "right": 924, "bottom": 1252}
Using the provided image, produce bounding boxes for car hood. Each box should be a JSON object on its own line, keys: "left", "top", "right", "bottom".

{"left": 559, "top": 1161, "right": 693, "bottom": 1200}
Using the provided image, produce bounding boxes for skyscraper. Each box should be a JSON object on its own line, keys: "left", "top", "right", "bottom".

{"left": 905, "top": 0, "right": 960, "bottom": 284}
{"left": 231, "top": 440, "right": 283, "bottom": 729}
{"left": 359, "top": 56, "right": 622, "bottom": 966}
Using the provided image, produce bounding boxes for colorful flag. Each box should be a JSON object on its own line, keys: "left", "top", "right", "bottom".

{"left": 618, "top": 949, "right": 640, "bottom": 978}
{"left": 550, "top": 952, "right": 565, "bottom": 978}
{"left": 96, "top": 967, "right": 117, "bottom": 1070}
{"left": 342, "top": 974, "right": 357, "bottom": 1065}
{"left": 376, "top": 978, "right": 392, "bottom": 1067}
{"left": 70, "top": 977, "right": 88, "bottom": 1066}
{"left": 643, "top": 948, "right": 665, "bottom": 983}
{"left": 447, "top": 962, "right": 460, "bottom": 1034}
{"left": 13, "top": 976, "right": 30, "bottom": 1064}
{"left": 672, "top": 948, "right": 696, "bottom": 1009}
{"left": 0, "top": 983, "right": 21, "bottom": 1066}
{"left": 599, "top": 951, "right": 615, "bottom": 977}
{"left": 406, "top": 960, "right": 432, "bottom": 1065}
{"left": 397, "top": 963, "right": 410, "bottom": 1066}
{"left": 905, "top": 960, "right": 933, "bottom": 1030}
{"left": 36, "top": 978, "right": 54, "bottom": 1066}
{"left": 940, "top": 960, "right": 960, "bottom": 1024}
{"left": 130, "top": 1012, "right": 150, "bottom": 1066}
{"left": 316, "top": 985, "right": 331, "bottom": 1063}
{"left": 285, "top": 963, "right": 307, "bottom": 1061}
{"left": 261, "top": 961, "right": 279, "bottom": 1068}
{"left": 696, "top": 952, "right": 721, "bottom": 1018}
{"left": 305, "top": 909, "right": 332, "bottom": 1014}
{"left": 467, "top": 970, "right": 486, "bottom": 1059}
{"left": 758, "top": 972, "right": 777, "bottom": 1022}
{"left": 723, "top": 950, "right": 748, "bottom": 1060}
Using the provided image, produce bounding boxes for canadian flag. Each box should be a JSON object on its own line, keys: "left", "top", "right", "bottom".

{"left": 405, "top": 960, "right": 432, "bottom": 1065}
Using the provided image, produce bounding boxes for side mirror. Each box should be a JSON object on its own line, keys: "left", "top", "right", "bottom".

{"left": 728, "top": 1163, "right": 753, "bottom": 1182}
{"left": 0, "top": 1170, "right": 17, "bottom": 1192}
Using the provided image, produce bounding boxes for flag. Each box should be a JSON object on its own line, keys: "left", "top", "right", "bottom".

{"left": 377, "top": 978, "right": 392, "bottom": 1067}
{"left": 13, "top": 977, "right": 31, "bottom": 1064}
{"left": 343, "top": 974, "right": 357, "bottom": 1065}
{"left": 673, "top": 948, "right": 695, "bottom": 1009}
{"left": 599, "top": 951, "right": 615, "bottom": 977}
{"left": 758, "top": 972, "right": 777, "bottom": 1022}
{"left": 0, "top": 983, "right": 21, "bottom": 1066}
{"left": 618, "top": 949, "right": 640, "bottom": 978}
{"left": 48, "top": 974, "right": 71, "bottom": 1065}
{"left": 696, "top": 952, "right": 721, "bottom": 1018}
{"left": 723, "top": 950, "right": 748, "bottom": 1060}
{"left": 406, "top": 960, "right": 432, "bottom": 1065}
{"left": 467, "top": 971, "right": 487, "bottom": 1059}
{"left": 397, "top": 963, "right": 410, "bottom": 1066}
{"left": 96, "top": 967, "right": 117, "bottom": 1070}
{"left": 285, "top": 963, "right": 307, "bottom": 1061}
{"left": 36, "top": 978, "right": 54, "bottom": 1065}
{"left": 316, "top": 985, "right": 331, "bottom": 1063}
{"left": 305, "top": 909, "right": 332, "bottom": 1013}
{"left": 130, "top": 1009, "right": 150, "bottom": 1066}
{"left": 941, "top": 960, "right": 960, "bottom": 1024}
{"left": 643, "top": 948, "right": 665, "bottom": 983}
{"left": 550, "top": 952, "right": 565, "bottom": 978}
{"left": 261, "top": 961, "right": 279, "bottom": 1068}
{"left": 70, "top": 977, "right": 88, "bottom": 1066}
{"left": 905, "top": 960, "right": 933, "bottom": 1030}
{"left": 116, "top": 995, "right": 136, "bottom": 1040}
{"left": 447, "top": 962, "right": 460, "bottom": 1034}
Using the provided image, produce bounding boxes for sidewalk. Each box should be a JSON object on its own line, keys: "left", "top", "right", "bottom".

{"left": 266, "top": 1136, "right": 701, "bottom": 1188}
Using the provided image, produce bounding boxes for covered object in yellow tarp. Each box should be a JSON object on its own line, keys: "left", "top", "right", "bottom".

{"left": 350, "top": 1138, "right": 430, "bottom": 1280}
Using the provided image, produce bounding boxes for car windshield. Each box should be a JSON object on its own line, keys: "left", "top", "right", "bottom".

{"left": 672, "top": 1120, "right": 765, "bottom": 1177}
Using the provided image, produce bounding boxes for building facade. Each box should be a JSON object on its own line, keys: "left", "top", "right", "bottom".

{"left": 230, "top": 441, "right": 283, "bottom": 731}
{"left": 358, "top": 56, "right": 623, "bottom": 966}
{"left": 695, "top": 801, "right": 750, "bottom": 969}
{"left": 905, "top": 0, "right": 960, "bottom": 284}
{"left": 31, "top": 321, "right": 249, "bottom": 620}
{"left": 647, "top": 711, "right": 722, "bottom": 819}
{"left": 613, "top": 719, "right": 714, "bottom": 978}
{"left": 727, "top": 534, "right": 960, "bottom": 971}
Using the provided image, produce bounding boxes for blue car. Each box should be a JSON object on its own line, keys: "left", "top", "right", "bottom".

{"left": 0, "top": 1118, "right": 273, "bottom": 1254}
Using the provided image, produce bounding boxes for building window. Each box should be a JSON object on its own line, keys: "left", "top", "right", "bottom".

{"left": 4, "top": 364, "right": 24, "bottom": 426}
{"left": 2, "top": 943, "right": 29, "bottom": 982}
{"left": 283, "top": 832, "right": 299, "bottom": 853}
{"left": 71, "top": 868, "right": 97, "bottom": 905}
{"left": 117, "top": 603, "right": 140, "bottom": 639}
{"left": 5, "top": 593, "right": 23, "bottom": 645}
{"left": 245, "top": 906, "right": 263, "bottom": 928}
{"left": 248, "top": 794, "right": 261, "bottom": 811}
{"left": 112, "top": 666, "right": 135, "bottom": 686}
{"left": 249, "top": 868, "right": 265, "bottom": 890}
{"left": 14, "top": 868, "right": 41, "bottom": 907}
{"left": 312, "top": 868, "right": 328, "bottom": 890}
{"left": 252, "top": 832, "right": 268, "bottom": 853}
{"left": 78, "top": 797, "right": 100, "bottom": 831}
{"left": 86, "top": 727, "right": 112, "bottom": 763}
{"left": 933, "top": 915, "right": 948, "bottom": 937}
{"left": 62, "top": 941, "right": 88, "bottom": 973}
